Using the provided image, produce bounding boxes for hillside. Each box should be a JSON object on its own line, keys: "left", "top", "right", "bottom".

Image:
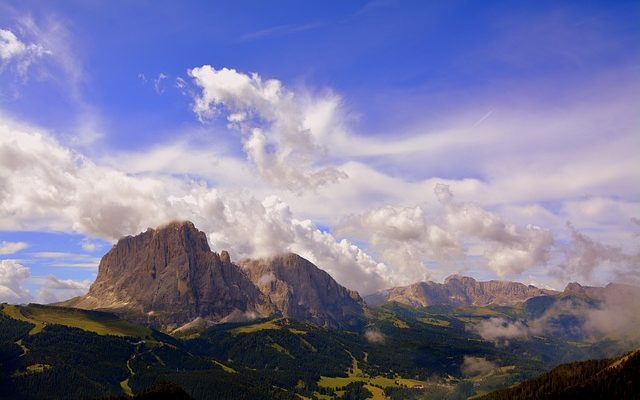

{"left": 479, "top": 349, "right": 640, "bottom": 400}
{"left": 2, "top": 301, "right": 636, "bottom": 399}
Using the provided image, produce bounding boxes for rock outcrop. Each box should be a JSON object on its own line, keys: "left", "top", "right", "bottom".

{"left": 364, "top": 274, "right": 558, "bottom": 307}
{"left": 62, "top": 221, "right": 365, "bottom": 330}
{"left": 239, "top": 253, "right": 366, "bottom": 329}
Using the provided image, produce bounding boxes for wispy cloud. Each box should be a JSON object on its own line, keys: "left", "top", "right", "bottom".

{"left": 154, "top": 72, "right": 168, "bottom": 94}
{"left": 0, "top": 28, "right": 50, "bottom": 78}
{"left": 239, "top": 20, "right": 324, "bottom": 42}
{"left": 0, "top": 241, "right": 29, "bottom": 255}
{"left": 32, "top": 251, "right": 100, "bottom": 268}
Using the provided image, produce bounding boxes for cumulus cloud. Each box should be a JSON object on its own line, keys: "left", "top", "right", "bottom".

{"left": 337, "top": 184, "right": 554, "bottom": 282}
{"left": 437, "top": 184, "right": 555, "bottom": 277}
{"left": 188, "top": 65, "right": 346, "bottom": 192}
{"left": 364, "top": 328, "right": 385, "bottom": 344}
{"left": 0, "top": 259, "right": 91, "bottom": 304}
{"left": 461, "top": 356, "right": 497, "bottom": 376}
{"left": 0, "top": 28, "right": 49, "bottom": 76}
{"left": 0, "top": 259, "right": 31, "bottom": 303}
{"left": 0, "top": 118, "right": 390, "bottom": 294}
{"left": 337, "top": 205, "right": 459, "bottom": 286}
{"left": 0, "top": 241, "right": 28, "bottom": 255}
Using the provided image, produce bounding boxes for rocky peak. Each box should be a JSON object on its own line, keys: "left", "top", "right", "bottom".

{"left": 239, "top": 253, "right": 365, "bottom": 329}
{"left": 65, "top": 221, "right": 271, "bottom": 330}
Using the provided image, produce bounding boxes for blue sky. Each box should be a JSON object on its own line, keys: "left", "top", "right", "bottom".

{"left": 0, "top": 1, "right": 639, "bottom": 301}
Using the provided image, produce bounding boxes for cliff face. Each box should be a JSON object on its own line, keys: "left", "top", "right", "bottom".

{"left": 365, "top": 274, "right": 557, "bottom": 307}
{"left": 239, "top": 253, "right": 366, "bottom": 329}
{"left": 64, "top": 221, "right": 364, "bottom": 330}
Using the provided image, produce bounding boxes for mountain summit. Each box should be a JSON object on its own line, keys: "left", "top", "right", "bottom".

{"left": 63, "top": 221, "right": 365, "bottom": 330}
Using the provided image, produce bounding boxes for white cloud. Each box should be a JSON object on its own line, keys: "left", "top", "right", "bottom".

{"left": 337, "top": 184, "right": 555, "bottom": 282}
{"left": 583, "top": 284, "right": 640, "bottom": 343}
{"left": 188, "top": 65, "right": 346, "bottom": 192}
{"left": 31, "top": 251, "right": 100, "bottom": 269}
{"left": 35, "top": 275, "right": 91, "bottom": 303}
{"left": 34, "top": 252, "right": 77, "bottom": 258}
{"left": 474, "top": 317, "right": 532, "bottom": 341}
{"left": 364, "top": 328, "right": 386, "bottom": 344}
{"left": 554, "top": 222, "right": 640, "bottom": 283}
{"left": 0, "top": 259, "right": 31, "bottom": 303}
{"left": 437, "top": 184, "right": 554, "bottom": 277}
{"left": 0, "top": 28, "right": 49, "bottom": 76}
{"left": 461, "top": 356, "right": 497, "bottom": 376}
{"left": 80, "top": 238, "right": 97, "bottom": 252}
{"left": 0, "top": 241, "right": 28, "bottom": 255}
{"left": 337, "top": 205, "right": 459, "bottom": 286}
{"left": 154, "top": 72, "right": 167, "bottom": 94}
{"left": 8, "top": 15, "right": 104, "bottom": 147}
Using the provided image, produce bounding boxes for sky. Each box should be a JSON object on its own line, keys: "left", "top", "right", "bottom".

{"left": 0, "top": 0, "right": 639, "bottom": 303}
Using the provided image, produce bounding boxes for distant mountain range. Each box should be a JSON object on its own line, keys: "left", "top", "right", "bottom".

{"left": 60, "top": 220, "right": 632, "bottom": 335}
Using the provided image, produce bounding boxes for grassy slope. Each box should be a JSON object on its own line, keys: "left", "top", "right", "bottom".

{"left": 1, "top": 303, "right": 152, "bottom": 338}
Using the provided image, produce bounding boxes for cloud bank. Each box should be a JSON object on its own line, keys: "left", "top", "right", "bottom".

{"left": 0, "top": 117, "right": 389, "bottom": 294}
{"left": 337, "top": 183, "right": 555, "bottom": 283}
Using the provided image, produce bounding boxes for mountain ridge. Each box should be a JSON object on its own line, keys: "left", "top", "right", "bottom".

{"left": 364, "top": 274, "right": 558, "bottom": 308}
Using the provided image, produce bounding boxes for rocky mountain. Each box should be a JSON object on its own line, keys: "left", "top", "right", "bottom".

{"left": 365, "top": 274, "right": 557, "bottom": 307}
{"left": 63, "top": 221, "right": 272, "bottom": 329}
{"left": 239, "top": 253, "right": 366, "bottom": 329}
{"left": 62, "top": 221, "right": 364, "bottom": 330}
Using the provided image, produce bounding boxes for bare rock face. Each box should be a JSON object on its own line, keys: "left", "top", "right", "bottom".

{"left": 365, "top": 274, "right": 557, "bottom": 307}
{"left": 63, "top": 221, "right": 365, "bottom": 330}
{"left": 239, "top": 253, "right": 366, "bottom": 329}
{"left": 66, "top": 221, "right": 272, "bottom": 329}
